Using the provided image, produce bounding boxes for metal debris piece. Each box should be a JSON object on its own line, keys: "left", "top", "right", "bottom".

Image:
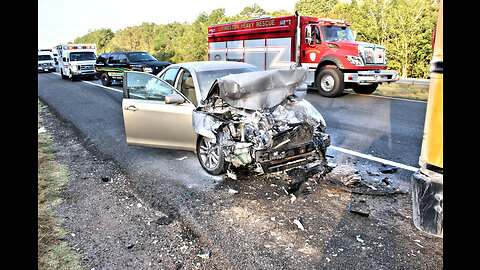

{"left": 348, "top": 201, "right": 370, "bottom": 217}
{"left": 156, "top": 216, "right": 173, "bottom": 226}
{"left": 380, "top": 167, "right": 398, "bottom": 174}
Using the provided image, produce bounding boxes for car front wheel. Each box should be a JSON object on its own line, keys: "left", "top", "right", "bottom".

{"left": 101, "top": 73, "right": 112, "bottom": 86}
{"left": 196, "top": 135, "right": 226, "bottom": 175}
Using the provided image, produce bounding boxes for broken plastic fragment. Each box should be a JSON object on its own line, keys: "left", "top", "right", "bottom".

{"left": 293, "top": 218, "right": 305, "bottom": 231}
{"left": 356, "top": 235, "right": 365, "bottom": 243}
{"left": 197, "top": 252, "right": 210, "bottom": 260}
{"left": 228, "top": 188, "right": 239, "bottom": 194}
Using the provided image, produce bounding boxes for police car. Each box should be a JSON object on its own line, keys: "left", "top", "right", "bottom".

{"left": 95, "top": 51, "right": 171, "bottom": 86}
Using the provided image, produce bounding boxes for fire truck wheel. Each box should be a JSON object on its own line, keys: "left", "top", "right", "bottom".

{"left": 352, "top": 83, "right": 378, "bottom": 95}
{"left": 316, "top": 67, "right": 344, "bottom": 97}
{"left": 101, "top": 73, "right": 112, "bottom": 86}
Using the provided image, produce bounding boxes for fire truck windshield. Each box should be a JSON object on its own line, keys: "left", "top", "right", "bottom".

{"left": 321, "top": 25, "right": 355, "bottom": 42}
{"left": 70, "top": 52, "right": 96, "bottom": 61}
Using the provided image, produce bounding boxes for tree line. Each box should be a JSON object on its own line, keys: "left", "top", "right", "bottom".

{"left": 73, "top": 0, "right": 439, "bottom": 78}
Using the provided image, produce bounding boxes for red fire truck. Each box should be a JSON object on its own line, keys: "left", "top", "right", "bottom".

{"left": 208, "top": 13, "right": 399, "bottom": 97}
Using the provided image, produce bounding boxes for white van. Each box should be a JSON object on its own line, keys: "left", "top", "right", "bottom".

{"left": 38, "top": 50, "right": 56, "bottom": 72}
{"left": 56, "top": 44, "right": 97, "bottom": 80}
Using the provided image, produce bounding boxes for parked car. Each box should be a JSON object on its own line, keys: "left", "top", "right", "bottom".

{"left": 121, "top": 61, "right": 330, "bottom": 179}
{"left": 95, "top": 51, "right": 170, "bottom": 86}
{"left": 38, "top": 51, "right": 56, "bottom": 73}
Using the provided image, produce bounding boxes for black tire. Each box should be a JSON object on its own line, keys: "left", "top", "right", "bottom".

{"left": 101, "top": 73, "right": 112, "bottom": 86}
{"left": 68, "top": 69, "right": 77, "bottom": 81}
{"left": 60, "top": 68, "right": 67, "bottom": 79}
{"left": 196, "top": 135, "right": 226, "bottom": 175}
{"left": 316, "top": 67, "right": 344, "bottom": 97}
{"left": 352, "top": 83, "right": 378, "bottom": 95}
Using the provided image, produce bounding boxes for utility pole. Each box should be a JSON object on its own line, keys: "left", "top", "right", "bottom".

{"left": 411, "top": 0, "right": 443, "bottom": 237}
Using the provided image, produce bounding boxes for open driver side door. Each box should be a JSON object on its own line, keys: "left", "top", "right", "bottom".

{"left": 122, "top": 71, "right": 197, "bottom": 151}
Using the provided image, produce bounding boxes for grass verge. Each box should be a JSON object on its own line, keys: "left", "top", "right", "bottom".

{"left": 38, "top": 100, "right": 84, "bottom": 270}
{"left": 375, "top": 82, "right": 429, "bottom": 101}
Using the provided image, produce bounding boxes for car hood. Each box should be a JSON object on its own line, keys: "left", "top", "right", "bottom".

{"left": 204, "top": 66, "right": 308, "bottom": 111}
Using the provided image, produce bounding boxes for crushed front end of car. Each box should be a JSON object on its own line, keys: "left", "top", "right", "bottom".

{"left": 193, "top": 66, "right": 331, "bottom": 187}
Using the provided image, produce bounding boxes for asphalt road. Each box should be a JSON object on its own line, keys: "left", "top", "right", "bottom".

{"left": 38, "top": 72, "right": 439, "bottom": 269}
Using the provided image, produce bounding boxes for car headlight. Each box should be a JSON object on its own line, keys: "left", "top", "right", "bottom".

{"left": 71, "top": 65, "right": 78, "bottom": 71}
{"left": 345, "top": 55, "right": 364, "bottom": 66}
{"left": 143, "top": 67, "right": 153, "bottom": 73}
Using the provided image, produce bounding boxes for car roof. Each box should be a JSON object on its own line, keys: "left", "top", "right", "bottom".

{"left": 168, "top": 61, "right": 259, "bottom": 72}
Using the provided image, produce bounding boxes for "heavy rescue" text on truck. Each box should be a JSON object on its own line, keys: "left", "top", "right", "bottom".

{"left": 208, "top": 12, "right": 399, "bottom": 97}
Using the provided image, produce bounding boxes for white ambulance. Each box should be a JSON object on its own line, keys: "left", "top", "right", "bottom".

{"left": 38, "top": 50, "right": 56, "bottom": 72}
{"left": 56, "top": 44, "right": 97, "bottom": 81}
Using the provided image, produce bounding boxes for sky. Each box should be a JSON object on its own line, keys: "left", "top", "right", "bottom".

{"left": 38, "top": 0, "right": 296, "bottom": 49}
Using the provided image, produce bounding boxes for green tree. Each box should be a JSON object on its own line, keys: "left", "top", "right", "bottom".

{"left": 295, "top": 0, "right": 339, "bottom": 17}
{"left": 73, "top": 28, "right": 114, "bottom": 54}
{"left": 152, "top": 22, "right": 188, "bottom": 62}
{"left": 239, "top": 4, "right": 268, "bottom": 19}
{"left": 105, "top": 22, "right": 160, "bottom": 54}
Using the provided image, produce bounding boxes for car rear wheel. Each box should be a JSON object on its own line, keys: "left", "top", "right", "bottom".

{"left": 196, "top": 135, "right": 226, "bottom": 175}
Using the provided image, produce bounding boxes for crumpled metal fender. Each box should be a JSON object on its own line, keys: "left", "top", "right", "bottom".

{"left": 192, "top": 111, "right": 217, "bottom": 139}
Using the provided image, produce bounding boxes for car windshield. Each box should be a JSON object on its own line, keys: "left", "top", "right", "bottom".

{"left": 70, "top": 52, "right": 96, "bottom": 61}
{"left": 126, "top": 52, "right": 157, "bottom": 62}
{"left": 38, "top": 55, "right": 53, "bottom": 61}
{"left": 321, "top": 25, "right": 355, "bottom": 42}
{"left": 196, "top": 67, "right": 260, "bottom": 96}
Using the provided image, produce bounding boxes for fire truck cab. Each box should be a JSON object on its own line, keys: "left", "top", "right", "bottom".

{"left": 56, "top": 44, "right": 97, "bottom": 81}
{"left": 208, "top": 13, "right": 399, "bottom": 97}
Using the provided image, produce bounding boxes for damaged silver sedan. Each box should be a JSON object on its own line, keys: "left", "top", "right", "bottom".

{"left": 122, "top": 61, "right": 330, "bottom": 178}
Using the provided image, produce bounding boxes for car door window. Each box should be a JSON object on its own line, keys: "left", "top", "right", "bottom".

{"left": 178, "top": 69, "right": 197, "bottom": 106}
{"left": 108, "top": 53, "right": 118, "bottom": 64}
{"left": 160, "top": 67, "right": 180, "bottom": 86}
{"left": 118, "top": 53, "right": 128, "bottom": 64}
{"left": 125, "top": 72, "right": 174, "bottom": 101}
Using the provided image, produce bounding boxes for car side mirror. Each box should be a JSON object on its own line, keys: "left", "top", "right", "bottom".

{"left": 165, "top": 94, "right": 185, "bottom": 104}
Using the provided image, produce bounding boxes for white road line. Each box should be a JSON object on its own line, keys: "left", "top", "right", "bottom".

{"left": 50, "top": 71, "right": 420, "bottom": 172}
{"left": 82, "top": 80, "right": 123, "bottom": 93}
{"left": 52, "top": 72, "right": 123, "bottom": 93}
{"left": 329, "top": 145, "right": 419, "bottom": 172}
